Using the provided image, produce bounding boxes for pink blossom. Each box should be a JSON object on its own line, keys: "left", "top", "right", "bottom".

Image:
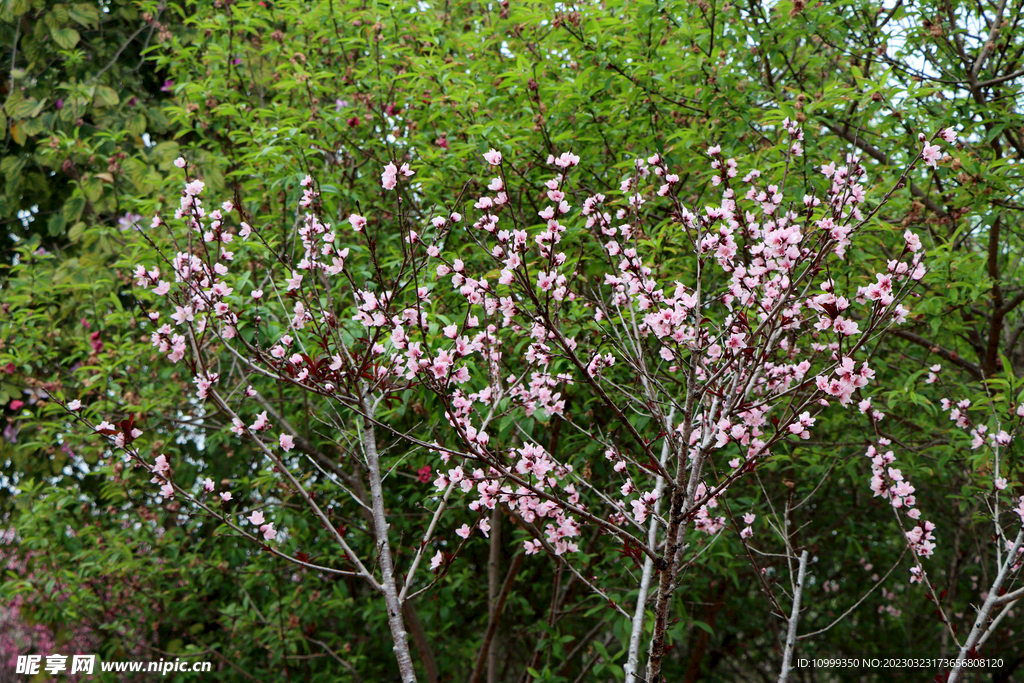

{"left": 430, "top": 550, "right": 444, "bottom": 570}
{"left": 67, "top": 400, "right": 81, "bottom": 411}
{"left": 483, "top": 149, "right": 502, "bottom": 165}
{"left": 456, "top": 524, "right": 472, "bottom": 539}
{"left": 251, "top": 411, "right": 269, "bottom": 431}
{"left": 248, "top": 510, "right": 265, "bottom": 526}
{"left": 381, "top": 162, "right": 399, "bottom": 190}
{"left": 630, "top": 499, "right": 648, "bottom": 524}
{"left": 904, "top": 230, "right": 922, "bottom": 252}
{"left": 279, "top": 433, "right": 295, "bottom": 451}
{"left": 220, "top": 492, "right": 233, "bottom": 502}
{"left": 553, "top": 151, "right": 580, "bottom": 168}
{"left": 921, "top": 143, "right": 942, "bottom": 169}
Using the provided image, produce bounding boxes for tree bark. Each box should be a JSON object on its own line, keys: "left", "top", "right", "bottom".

{"left": 778, "top": 550, "right": 809, "bottom": 683}
{"left": 487, "top": 506, "right": 502, "bottom": 683}
{"left": 363, "top": 404, "right": 418, "bottom": 683}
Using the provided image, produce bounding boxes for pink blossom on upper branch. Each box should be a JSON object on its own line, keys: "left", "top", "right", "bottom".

{"left": 740, "top": 513, "right": 756, "bottom": 538}
{"left": 553, "top": 151, "right": 580, "bottom": 168}
{"left": 921, "top": 143, "right": 942, "bottom": 169}
{"left": 349, "top": 214, "right": 366, "bottom": 232}
{"left": 152, "top": 455, "right": 170, "bottom": 474}
{"left": 483, "top": 149, "right": 502, "bottom": 165}
{"left": 381, "top": 163, "right": 399, "bottom": 190}
{"left": 250, "top": 411, "right": 269, "bottom": 431}
{"left": 429, "top": 550, "right": 444, "bottom": 571}
{"left": 380, "top": 162, "right": 414, "bottom": 190}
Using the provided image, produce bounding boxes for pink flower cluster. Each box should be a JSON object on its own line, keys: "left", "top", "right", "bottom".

{"left": 126, "top": 117, "right": 953, "bottom": 578}
{"left": 381, "top": 161, "right": 414, "bottom": 190}
{"left": 691, "top": 483, "right": 726, "bottom": 535}
{"left": 863, "top": 439, "right": 935, "bottom": 561}
{"left": 247, "top": 510, "right": 277, "bottom": 541}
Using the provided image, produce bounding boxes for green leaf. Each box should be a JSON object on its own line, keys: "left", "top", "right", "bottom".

{"left": 692, "top": 619, "right": 714, "bottom": 634}
{"left": 10, "top": 0, "right": 32, "bottom": 17}
{"left": 21, "top": 116, "right": 47, "bottom": 137}
{"left": 3, "top": 89, "right": 25, "bottom": 116}
{"left": 49, "top": 4, "right": 68, "bottom": 25}
{"left": 47, "top": 213, "right": 66, "bottom": 236}
{"left": 10, "top": 97, "right": 41, "bottom": 120}
{"left": 94, "top": 85, "right": 120, "bottom": 107}
{"left": 67, "top": 221, "right": 87, "bottom": 243}
{"left": 68, "top": 3, "right": 99, "bottom": 26}
{"left": 1, "top": 156, "right": 26, "bottom": 182}
{"left": 150, "top": 141, "right": 181, "bottom": 166}
{"left": 127, "top": 113, "right": 147, "bottom": 136}
{"left": 121, "top": 158, "right": 153, "bottom": 193}
{"left": 63, "top": 196, "right": 86, "bottom": 223}
{"left": 50, "top": 27, "right": 81, "bottom": 50}
{"left": 81, "top": 176, "right": 103, "bottom": 202}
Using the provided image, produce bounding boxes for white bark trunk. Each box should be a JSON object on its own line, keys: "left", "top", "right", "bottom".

{"left": 363, "top": 402, "right": 418, "bottom": 683}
